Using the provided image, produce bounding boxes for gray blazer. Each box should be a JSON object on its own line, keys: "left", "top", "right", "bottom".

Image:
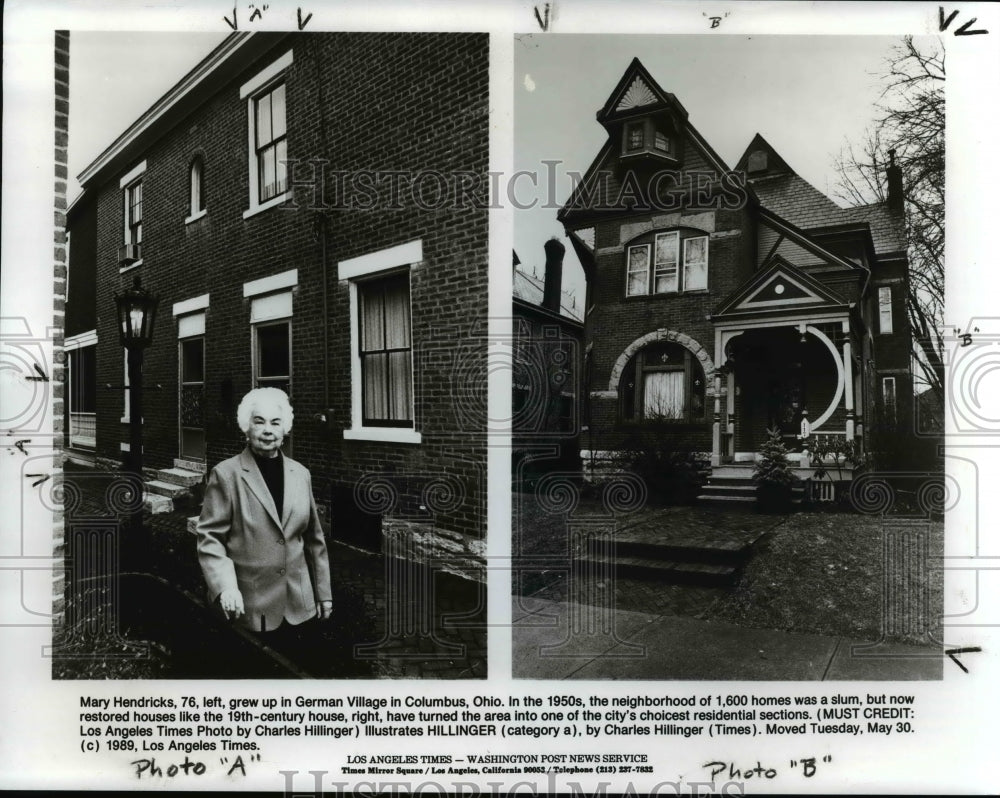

{"left": 196, "top": 448, "right": 332, "bottom": 632}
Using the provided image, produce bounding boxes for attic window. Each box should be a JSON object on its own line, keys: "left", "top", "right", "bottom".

{"left": 654, "top": 131, "right": 670, "bottom": 152}
{"left": 626, "top": 123, "right": 644, "bottom": 152}
{"left": 747, "top": 150, "right": 768, "bottom": 173}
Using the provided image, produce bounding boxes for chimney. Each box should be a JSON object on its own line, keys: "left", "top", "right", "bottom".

{"left": 886, "top": 148, "right": 903, "bottom": 213}
{"left": 542, "top": 238, "right": 565, "bottom": 314}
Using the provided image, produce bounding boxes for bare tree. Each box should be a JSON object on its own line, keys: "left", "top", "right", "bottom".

{"left": 834, "top": 36, "right": 945, "bottom": 402}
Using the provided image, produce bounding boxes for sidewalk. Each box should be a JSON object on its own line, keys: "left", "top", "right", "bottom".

{"left": 61, "top": 464, "right": 486, "bottom": 679}
{"left": 512, "top": 597, "right": 943, "bottom": 680}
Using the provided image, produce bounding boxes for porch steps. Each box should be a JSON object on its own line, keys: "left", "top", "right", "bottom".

{"left": 698, "top": 466, "right": 805, "bottom": 507}
{"left": 141, "top": 463, "right": 206, "bottom": 514}
{"left": 145, "top": 479, "right": 190, "bottom": 499}
{"left": 574, "top": 529, "right": 765, "bottom": 587}
{"left": 143, "top": 492, "right": 175, "bottom": 514}
{"left": 157, "top": 467, "right": 204, "bottom": 488}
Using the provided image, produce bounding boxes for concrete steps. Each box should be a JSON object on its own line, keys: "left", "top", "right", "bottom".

{"left": 141, "top": 461, "right": 205, "bottom": 514}
{"left": 697, "top": 465, "right": 805, "bottom": 507}
{"left": 574, "top": 526, "right": 767, "bottom": 587}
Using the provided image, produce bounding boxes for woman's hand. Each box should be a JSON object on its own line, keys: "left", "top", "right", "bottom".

{"left": 317, "top": 600, "right": 333, "bottom": 620}
{"left": 219, "top": 588, "right": 245, "bottom": 620}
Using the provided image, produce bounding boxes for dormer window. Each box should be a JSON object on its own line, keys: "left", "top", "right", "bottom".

{"left": 626, "top": 122, "right": 644, "bottom": 152}
{"left": 747, "top": 150, "right": 768, "bottom": 173}
{"left": 620, "top": 117, "right": 679, "bottom": 163}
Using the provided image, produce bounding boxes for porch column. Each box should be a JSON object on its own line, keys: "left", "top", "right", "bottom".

{"left": 726, "top": 370, "right": 736, "bottom": 458}
{"left": 711, "top": 371, "right": 722, "bottom": 466}
{"left": 842, "top": 322, "right": 855, "bottom": 441}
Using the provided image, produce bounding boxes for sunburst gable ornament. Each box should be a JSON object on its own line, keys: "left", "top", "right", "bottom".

{"left": 616, "top": 76, "right": 657, "bottom": 110}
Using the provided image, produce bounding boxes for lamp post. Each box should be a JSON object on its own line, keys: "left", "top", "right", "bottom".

{"left": 113, "top": 275, "right": 159, "bottom": 556}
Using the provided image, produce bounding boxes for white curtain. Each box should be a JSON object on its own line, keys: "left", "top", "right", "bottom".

{"left": 644, "top": 371, "right": 684, "bottom": 419}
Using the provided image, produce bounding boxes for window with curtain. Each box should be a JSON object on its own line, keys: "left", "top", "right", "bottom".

{"left": 253, "top": 82, "right": 287, "bottom": 203}
{"left": 625, "top": 229, "right": 708, "bottom": 296}
{"left": 359, "top": 273, "right": 412, "bottom": 426}
{"left": 620, "top": 341, "right": 706, "bottom": 423}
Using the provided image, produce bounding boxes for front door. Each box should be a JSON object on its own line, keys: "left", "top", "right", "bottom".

{"left": 179, "top": 336, "right": 206, "bottom": 461}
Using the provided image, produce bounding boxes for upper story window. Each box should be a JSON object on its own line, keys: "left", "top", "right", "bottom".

{"left": 625, "top": 230, "right": 709, "bottom": 297}
{"left": 877, "top": 286, "right": 893, "bottom": 334}
{"left": 118, "top": 160, "right": 146, "bottom": 269}
{"left": 626, "top": 122, "right": 644, "bottom": 152}
{"left": 186, "top": 156, "right": 206, "bottom": 222}
{"left": 240, "top": 50, "right": 293, "bottom": 219}
{"left": 126, "top": 181, "right": 143, "bottom": 246}
{"left": 254, "top": 83, "right": 287, "bottom": 203}
{"left": 620, "top": 117, "right": 678, "bottom": 161}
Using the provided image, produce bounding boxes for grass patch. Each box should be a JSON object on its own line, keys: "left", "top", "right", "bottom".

{"left": 708, "top": 512, "right": 943, "bottom": 646}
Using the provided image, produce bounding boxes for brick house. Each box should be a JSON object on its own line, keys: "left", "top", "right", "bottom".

{"left": 512, "top": 240, "right": 584, "bottom": 479}
{"left": 558, "top": 59, "right": 913, "bottom": 495}
{"left": 74, "top": 32, "right": 488, "bottom": 571}
{"left": 64, "top": 190, "right": 98, "bottom": 462}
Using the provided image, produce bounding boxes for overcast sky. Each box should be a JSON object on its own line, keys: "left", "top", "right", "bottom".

{"left": 68, "top": 32, "right": 228, "bottom": 203}
{"left": 69, "top": 31, "right": 905, "bottom": 305}
{"left": 514, "top": 34, "right": 905, "bottom": 304}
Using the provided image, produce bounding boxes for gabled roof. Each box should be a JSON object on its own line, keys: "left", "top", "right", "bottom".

{"left": 713, "top": 256, "right": 851, "bottom": 320}
{"left": 513, "top": 268, "right": 583, "bottom": 322}
{"left": 559, "top": 60, "right": 737, "bottom": 225}
{"left": 596, "top": 57, "right": 688, "bottom": 124}
{"left": 78, "top": 32, "right": 288, "bottom": 188}
{"left": 735, "top": 133, "right": 794, "bottom": 177}
{"left": 738, "top": 133, "right": 907, "bottom": 257}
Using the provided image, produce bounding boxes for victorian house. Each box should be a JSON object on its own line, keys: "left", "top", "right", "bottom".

{"left": 559, "top": 59, "right": 912, "bottom": 498}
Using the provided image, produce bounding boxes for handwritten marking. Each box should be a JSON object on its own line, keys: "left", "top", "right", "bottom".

{"left": 940, "top": 7, "right": 989, "bottom": 35}
{"left": 224, "top": 4, "right": 237, "bottom": 29}
{"left": 534, "top": 3, "right": 550, "bottom": 32}
{"left": 26, "top": 473, "right": 50, "bottom": 487}
{"left": 26, "top": 362, "right": 49, "bottom": 382}
{"left": 945, "top": 645, "right": 982, "bottom": 673}
{"left": 298, "top": 7, "right": 313, "bottom": 30}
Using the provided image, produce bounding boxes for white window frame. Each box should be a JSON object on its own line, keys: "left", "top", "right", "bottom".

{"left": 185, "top": 157, "right": 206, "bottom": 224}
{"left": 625, "top": 243, "right": 650, "bottom": 296}
{"left": 241, "top": 50, "right": 293, "bottom": 219}
{"left": 626, "top": 231, "right": 709, "bottom": 296}
{"left": 339, "top": 239, "right": 423, "bottom": 444}
{"left": 653, "top": 231, "right": 679, "bottom": 294}
{"left": 119, "top": 160, "right": 146, "bottom": 271}
{"left": 682, "top": 235, "right": 709, "bottom": 291}
{"left": 878, "top": 285, "right": 893, "bottom": 334}
{"left": 65, "top": 330, "right": 98, "bottom": 449}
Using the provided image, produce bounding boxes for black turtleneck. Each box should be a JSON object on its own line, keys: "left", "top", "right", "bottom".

{"left": 252, "top": 451, "right": 284, "bottom": 518}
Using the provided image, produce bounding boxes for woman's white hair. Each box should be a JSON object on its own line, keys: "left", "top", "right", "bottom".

{"left": 237, "top": 387, "right": 294, "bottom": 433}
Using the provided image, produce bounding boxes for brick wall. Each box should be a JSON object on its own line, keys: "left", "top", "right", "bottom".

{"left": 91, "top": 33, "right": 488, "bottom": 556}
{"left": 52, "top": 30, "right": 71, "bottom": 630}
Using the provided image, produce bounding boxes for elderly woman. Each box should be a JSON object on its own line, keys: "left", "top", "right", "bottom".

{"left": 196, "top": 387, "right": 332, "bottom": 634}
